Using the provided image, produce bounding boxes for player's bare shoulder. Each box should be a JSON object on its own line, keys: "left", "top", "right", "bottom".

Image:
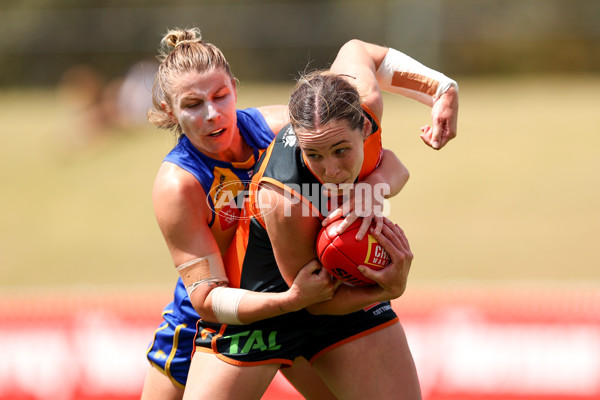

{"left": 256, "top": 104, "right": 289, "bottom": 135}
{"left": 153, "top": 161, "right": 209, "bottom": 218}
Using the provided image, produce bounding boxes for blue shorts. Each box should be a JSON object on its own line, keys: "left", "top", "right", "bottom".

{"left": 146, "top": 279, "right": 197, "bottom": 386}
{"left": 195, "top": 301, "right": 398, "bottom": 366}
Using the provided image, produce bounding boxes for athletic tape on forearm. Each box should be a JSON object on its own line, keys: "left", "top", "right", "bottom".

{"left": 176, "top": 253, "right": 228, "bottom": 296}
{"left": 376, "top": 48, "right": 457, "bottom": 106}
{"left": 211, "top": 286, "right": 249, "bottom": 325}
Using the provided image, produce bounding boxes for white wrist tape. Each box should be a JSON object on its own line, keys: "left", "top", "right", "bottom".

{"left": 176, "top": 253, "right": 228, "bottom": 296}
{"left": 376, "top": 48, "right": 457, "bottom": 106}
{"left": 211, "top": 286, "right": 249, "bottom": 325}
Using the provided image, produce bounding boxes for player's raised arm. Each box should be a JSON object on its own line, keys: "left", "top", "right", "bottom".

{"left": 331, "top": 39, "right": 459, "bottom": 149}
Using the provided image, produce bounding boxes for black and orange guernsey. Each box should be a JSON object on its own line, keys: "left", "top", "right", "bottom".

{"left": 225, "top": 104, "right": 383, "bottom": 290}
{"left": 194, "top": 104, "right": 398, "bottom": 367}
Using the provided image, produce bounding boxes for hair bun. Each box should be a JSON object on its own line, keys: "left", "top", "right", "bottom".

{"left": 163, "top": 28, "right": 202, "bottom": 49}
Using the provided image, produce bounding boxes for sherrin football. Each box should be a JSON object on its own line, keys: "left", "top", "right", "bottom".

{"left": 316, "top": 218, "right": 391, "bottom": 286}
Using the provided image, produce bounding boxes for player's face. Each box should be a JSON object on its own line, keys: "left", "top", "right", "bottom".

{"left": 168, "top": 69, "right": 239, "bottom": 160}
{"left": 296, "top": 119, "right": 365, "bottom": 190}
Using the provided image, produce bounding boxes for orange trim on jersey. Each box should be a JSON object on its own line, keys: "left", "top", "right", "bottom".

{"left": 253, "top": 140, "right": 276, "bottom": 183}
{"left": 391, "top": 71, "right": 438, "bottom": 97}
{"left": 223, "top": 144, "right": 326, "bottom": 287}
{"left": 258, "top": 176, "right": 322, "bottom": 220}
{"left": 247, "top": 183, "right": 266, "bottom": 231}
{"left": 247, "top": 141, "right": 275, "bottom": 229}
{"left": 222, "top": 216, "right": 249, "bottom": 288}
{"left": 359, "top": 104, "right": 383, "bottom": 181}
{"left": 222, "top": 142, "right": 276, "bottom": 288}
{"left": 361, "top": 103, "right": 382, "bottom": 128}
{"left": 307, "top": 316, "right": 399, "bottom": 365}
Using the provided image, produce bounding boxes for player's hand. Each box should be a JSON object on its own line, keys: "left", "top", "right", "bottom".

{"left": 286, "top": 259, "right": 339, "bottom": 311}
{"left": 322, "top": 185, "right": 385, "bottom": 241}
{"left": 358, "top": 219, "right": 413, "bottom": 300}
{"left": 422, "top": 85, "right": 458, "bottom": 150}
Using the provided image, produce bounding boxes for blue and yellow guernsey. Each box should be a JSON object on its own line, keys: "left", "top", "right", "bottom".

{"left": 163, "top": 108, "right": 275, "bottom": 252}
{"left": 146, "top": 108, "right": 274, "bottom": 386}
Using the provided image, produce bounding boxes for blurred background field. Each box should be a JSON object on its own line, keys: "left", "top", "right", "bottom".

{"left": 1, "top": 75, "right": 599, "bottom": 288}
{"left": 1, "top": 0, "right": 598, "bottom": 288}
{"left": 2, "top": 75, "right": 599, "bottom": 400}
{"left": 1, "top": 1, "right": 600, "bottom": 399}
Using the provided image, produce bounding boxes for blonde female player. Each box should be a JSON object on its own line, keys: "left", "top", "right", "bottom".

{"left": 143, "top": 28, "right": 458, "bottom": 400}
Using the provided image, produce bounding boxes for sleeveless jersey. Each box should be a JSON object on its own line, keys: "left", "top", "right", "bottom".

{"left": 146, "top": 108, "right": 274, "bottom": 385}
{"left": 163, "top": 108, "right": 274, "bottom": 252}
{"left": 197, "top": 106, "right": 395, "bottom": 367}
{"left": 224, "top": 105, "right": 383, "bottom": 290}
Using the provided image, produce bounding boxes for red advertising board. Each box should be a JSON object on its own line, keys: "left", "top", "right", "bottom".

{"left": 1, "top": 284, "right": 598, "bottom": 400}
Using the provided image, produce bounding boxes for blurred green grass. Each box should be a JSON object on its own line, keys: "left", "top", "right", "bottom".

{"left": 1, "top": 75, "right": 598, "bottom": 288}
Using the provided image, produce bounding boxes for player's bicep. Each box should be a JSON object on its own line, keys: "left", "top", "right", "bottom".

{"left": 257, "top": 184, "right": 321, "bottom": 286}
{"left": 330, "top": 39, "right": 384, "bottom": 119}
{"left": 152, "top": 163, "right": 221, "bottom": 264}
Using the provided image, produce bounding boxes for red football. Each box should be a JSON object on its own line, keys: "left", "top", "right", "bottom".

{"left": 316, "top": 219, "right": 391, "bottom": 286}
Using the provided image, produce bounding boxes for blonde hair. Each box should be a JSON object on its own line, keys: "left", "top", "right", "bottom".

{"left": 147, "top": 28, "right": 235, "bottom": 134}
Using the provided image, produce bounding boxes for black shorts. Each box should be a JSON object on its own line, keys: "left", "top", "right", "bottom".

{"left": 194, "top": 301, "right": 397, "bottom": 366}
